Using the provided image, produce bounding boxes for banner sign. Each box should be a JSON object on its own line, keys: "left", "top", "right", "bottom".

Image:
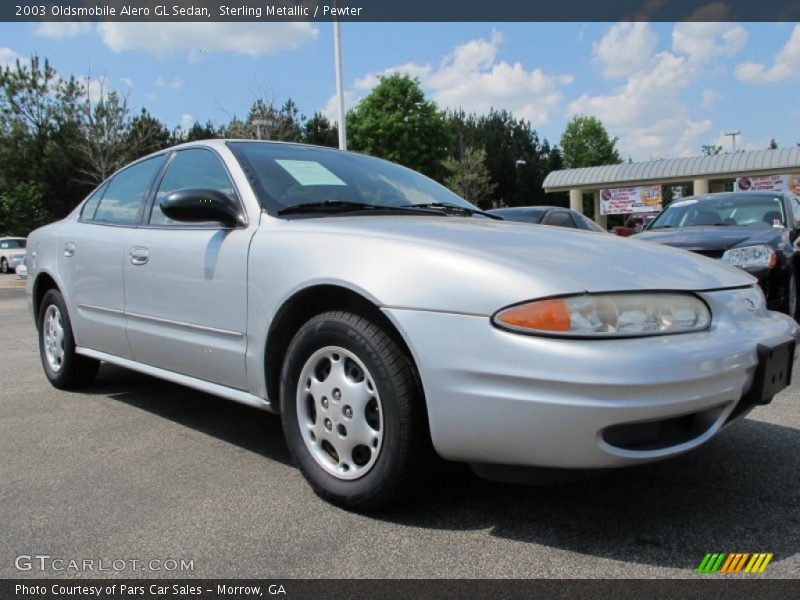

{"left": 735, "top": 174, "right": 800, "bottom": 195}
{"left": 600, "top": 186, "right": 662, "bottom": 215}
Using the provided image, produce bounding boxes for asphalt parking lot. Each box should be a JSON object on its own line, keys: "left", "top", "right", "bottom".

{"left": 1, "top": 276, "right": 798, "bottom": 579}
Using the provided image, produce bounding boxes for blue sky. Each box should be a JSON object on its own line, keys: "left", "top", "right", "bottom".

{"left": 1, "top": 21, "right": 798, "bottom": 160}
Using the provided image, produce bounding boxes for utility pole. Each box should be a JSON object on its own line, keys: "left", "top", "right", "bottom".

{"left": 333, "top": 19, "right": 347, "bottom": 150}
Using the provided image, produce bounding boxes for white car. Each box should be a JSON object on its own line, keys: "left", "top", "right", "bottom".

{"left": 0, "top": 237, "right": 26, "bottom": 274}
{"left": 25, "top": 141, "right": 798, "bottom": 510}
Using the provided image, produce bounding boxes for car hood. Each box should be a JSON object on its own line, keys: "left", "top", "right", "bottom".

{"left": 634, "top": 226, "right": 781, "bottom": 252}
{"left": 2, "top": 249, "right": 25, "bottom": 258}
{"left": 284, "top": 215, "right": 755, "bottom": 293}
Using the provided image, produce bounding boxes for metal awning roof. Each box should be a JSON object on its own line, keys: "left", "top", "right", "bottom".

{"left": 543, "top": 147, "right": 800, "bottom": 192}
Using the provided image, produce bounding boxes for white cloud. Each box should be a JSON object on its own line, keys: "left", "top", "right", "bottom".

{"left": 569, "top": 51, "right": 711, "bottom": 158}
{"left": 593, "top": 22, "right": 658, "bottom": 78}
{"left": 97, "top": 22, "right": 318, "bottom": 60}
{"left": 701, "top": 88, "right": 723, "bottom": 108}
{"left": 180, "top": 113, "right": 194, "bottom": 133}
{"left": 156, "top": 76, "right": 183, "bottom": 90}
{"left": 334, "top": 30, "right": 572, "bottom": 126}
{"left": 322, "top": 91, "right": 359, "bottom": 125}
{"left": 0, "top": 47, "right": 21, "bottom": 69}
{"left": 735, "top": 24, "right": 800, "bottom": 83}
{"left": 672, "top": 21, "right": 747, "bottom": 64}
{"left": 120, "top": 77, "right": 134, "bottom": 88}
{"left": 34, "top": 22, "right": 92, "bottom": 40}
{"left": 569, "top": 18, "right": 750, "bottom": 159}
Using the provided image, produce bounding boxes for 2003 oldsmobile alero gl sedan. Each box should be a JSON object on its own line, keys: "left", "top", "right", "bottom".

{"left": 26, "top": 141, "right": 798, "bottom": 509}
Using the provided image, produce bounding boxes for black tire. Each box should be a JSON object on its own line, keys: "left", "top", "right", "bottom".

{"left": 280, "top": 311, "right": 429, "bottom": 511}
{"left": 37, "top": 289, "right": 99, "bottom": 389}
{"left": 779, "top": 267, "right": 798, "bottom": 320}
{"left": 0, "top": 258, "right": 8, "bottom": 274}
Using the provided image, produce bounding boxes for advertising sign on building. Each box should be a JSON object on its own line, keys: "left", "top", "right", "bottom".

{"left": 599, "top": 185, "right": 663, "bottom": 215}
{"left": 735, "top": 174, "right": 800, "bottom": 194}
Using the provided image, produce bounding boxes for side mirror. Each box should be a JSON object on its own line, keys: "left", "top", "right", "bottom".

{"left": 160, "top": 189, "right": 244, "bottom": 227}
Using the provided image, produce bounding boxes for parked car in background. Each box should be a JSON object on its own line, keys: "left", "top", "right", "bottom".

{"left": 15, "top": 257, "right": 28, "bottom": 279}
{"left": 611, "top": 214, "right": 657, "bottom": 237}
{"left": 25, "top": 141, "right": 798, "bottom": 510}
{"left": 0, "top": 237, "right": 26, "bottom": 273}
{"left": 635, "top": 192, "right": 800, "bottom": 318}
{"left": 487, "top": 205, "right": 606, "bottom": 232}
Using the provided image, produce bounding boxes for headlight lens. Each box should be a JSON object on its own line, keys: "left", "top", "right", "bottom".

{"left": 721, "top": 245, "right": 776, "bottom": 268}
{"left": 493, "top": 293, "right": 711, "bottom": 338}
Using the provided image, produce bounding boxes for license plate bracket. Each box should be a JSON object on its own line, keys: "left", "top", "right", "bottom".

{"left": 748, "top": 341, "right": 795, "bottom": 405}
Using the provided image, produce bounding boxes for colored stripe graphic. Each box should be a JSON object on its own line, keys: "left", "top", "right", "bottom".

{"left": 699, "top": 552, "right": 773, "bottom": 574}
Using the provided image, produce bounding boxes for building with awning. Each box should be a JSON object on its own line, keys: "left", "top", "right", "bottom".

{"left": 543, "top": 147, "right": 800, "bottom": 226}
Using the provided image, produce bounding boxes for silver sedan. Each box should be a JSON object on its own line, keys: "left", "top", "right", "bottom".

{"left": 25, "top": 140, "right": 798, "bottom": 510}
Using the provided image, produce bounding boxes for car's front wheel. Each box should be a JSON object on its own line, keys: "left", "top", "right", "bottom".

{"left": 780, "top": 267, "right": 798, "bottom": 320}
{"left": 0, "top": 258, "right": 8, "bottom": 274}
{"left": 280, "top": 311, "right": 428, "bottom": 511}
{"left": 38, "top": 289, "right": 99, "bottom": 389}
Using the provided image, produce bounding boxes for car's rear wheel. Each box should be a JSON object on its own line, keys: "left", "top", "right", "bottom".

{"left": 38, "top": 289, "right": 99, "bottom": 389}
{"left": 280, "top": 311, "right": 428, "bottom": 511}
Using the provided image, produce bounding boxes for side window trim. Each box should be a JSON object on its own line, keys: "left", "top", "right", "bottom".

{"left": 142, "top": 146, "right": 246, "bottom": 229}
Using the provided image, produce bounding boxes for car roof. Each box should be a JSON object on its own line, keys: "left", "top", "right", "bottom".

{"left": 677, "top": 191, "right": 788, "bottom": 204}
{"left": 487, "top": 206, "right": 564, "bottom": 214}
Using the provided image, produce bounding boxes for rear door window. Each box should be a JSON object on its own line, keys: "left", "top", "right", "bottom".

{"left": 94, "top": 156, "right": 164, "bottom": 225}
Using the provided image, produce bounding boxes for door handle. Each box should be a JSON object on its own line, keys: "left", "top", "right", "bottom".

{"left": 129, "top": 247, "right": 150, "bottom": 266}
{"left": 64, "top": 242, "right": 75, "bottom": 258}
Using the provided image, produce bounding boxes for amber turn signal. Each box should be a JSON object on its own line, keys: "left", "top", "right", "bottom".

{"left": 494, "top": 299, "right": 571, "bottom": 332}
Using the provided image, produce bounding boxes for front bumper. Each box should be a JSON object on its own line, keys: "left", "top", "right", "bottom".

{"left": 385, "top": 286, "right": 798, "bottom": 469}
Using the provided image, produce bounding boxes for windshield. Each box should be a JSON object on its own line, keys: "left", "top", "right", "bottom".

{"left": 649, "top": 194, "right": 786, "bottom": 229}
{"left": 0, "top": 239, "right": 25, "bottom": 249}
{"left": 228, "top": 142, "right": 477, "bottom": 215}
{"left": 488, "top": 208, "right": 546, "bottom": 223}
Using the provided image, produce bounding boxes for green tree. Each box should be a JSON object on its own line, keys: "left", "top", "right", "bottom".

{"left": 0, "top": 55, "right": 89, "bottom": 219}
{"left": 348, "top": 74, "right": 449, "bottom": 180}
{"left": 444, "top": 108, "right": 559, "bottom": 207}
{"left": 183, "top": 120, "right": 221, "bottom": 142}
{"left": 74, "top": 87, "right": 135, "bottom": 184}
{"left": 303, "top": 111, "right": 338, "bottom": 148}
{"left": 127, "top": 108, "right": 172, "bottom": 155}
{"left": 442, "top": 147, "right": 496, "bottom": 208}
{"left": 0, "top": 181, "right": 53, "bottom": 236}
{"left": 768, "top": 138, "right": 778, "bottom": 150}
{"left": 702, "top": 144, "right": 723, "bottom": 156}
{"left": 560, "top": 115, "right": 621, "bottom": 168}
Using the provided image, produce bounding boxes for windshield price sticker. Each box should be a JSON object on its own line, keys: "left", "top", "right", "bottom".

{"left": 276, "top": 160, "right": 347, "bottom": 187}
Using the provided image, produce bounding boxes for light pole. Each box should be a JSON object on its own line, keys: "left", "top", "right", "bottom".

{"left": 724, "top": 130, "right": 741, "bottom": 153}
{"left": 333, "top": 20, "right": 347, "bottom": 150}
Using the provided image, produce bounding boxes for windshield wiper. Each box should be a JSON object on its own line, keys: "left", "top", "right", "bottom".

{"left": 411, "top": 202, "right": 503, "bottom": 220}
{"left": 277, "top": 201, "right": 428, "bottom": 216}
{"left": 277, "top": 200, "right": 503, "bottom": 219}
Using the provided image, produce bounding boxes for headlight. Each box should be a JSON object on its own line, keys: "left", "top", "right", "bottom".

{"left": 721, "top": 245, "right": 776, "bottom": 269}
{"left": 493, "top": 293, "right": 711, "bottom": 338}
